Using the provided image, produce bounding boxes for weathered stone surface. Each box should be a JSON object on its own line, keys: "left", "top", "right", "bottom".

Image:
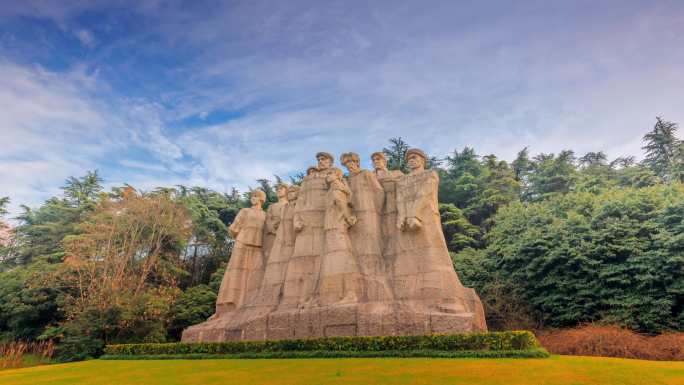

{"left": 214, "top": 189, "right": 267, "bottom": 315}
{"left": 182, "top": 149, "right": 487, "bottom": 343}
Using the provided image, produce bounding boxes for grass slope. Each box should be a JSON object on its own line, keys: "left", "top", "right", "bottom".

{"left": 1, "top": 356, "right": 683, "bottom": 385}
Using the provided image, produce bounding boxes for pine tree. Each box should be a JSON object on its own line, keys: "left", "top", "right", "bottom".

{"left": 526, "top": 151, "right": 577, "bottom": 201}
{"left": 642, "top": 117, "right": 680, "bottom": 181}
{"left": 445, "top": 147, "right": 481, "bottom": 179}
{"left": 512, "top": 147, "right": 531, "bottom": 182}
{"left": 61, "top": 170, "right": 103, "bottom": 209}
{"left": 382, "top": 137, "right": 411, "bottom": 172}
{"left": 672, "top": 142, "right": 684, "bottom": 183}
{"left": 579, "top": 151, "right": 608, "bottom": 168}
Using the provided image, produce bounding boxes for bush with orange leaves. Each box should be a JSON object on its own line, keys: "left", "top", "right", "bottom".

{"left": 49, "top": 189, "right": 191, "bottom": 359}
{"left": 538, "top": 324, "right": 684, "bottom": 361}
{"left": 61, "top": 189, "right": 190, "bottom": 315}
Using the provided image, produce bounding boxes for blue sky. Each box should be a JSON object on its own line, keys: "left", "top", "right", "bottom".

{"left": 1, "top": 1, "right": 683, "bottom": 216}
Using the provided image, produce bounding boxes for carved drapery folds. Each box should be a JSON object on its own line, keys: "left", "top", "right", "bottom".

{"left": 183, "top": 149, "right": 487, "bottom": 342}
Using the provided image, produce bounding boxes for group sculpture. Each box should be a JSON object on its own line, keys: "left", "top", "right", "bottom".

{"left": 182, "top": 149, "right": 487, "bottom": 342}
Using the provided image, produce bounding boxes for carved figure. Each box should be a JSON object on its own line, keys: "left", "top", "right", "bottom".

{"left": 315, "top": 168, "right": 363, "bottom": 305}
{"left": 281, "top": 152, "right": 341, "bottom": 307}
{"left": 257, "top": 185, "right": 299, "bottom": 307}
{"left": 371, "top": 152, "right": 405, "bottom": 287}
{"left": 182, "top": 149, "right": 487, "bottom": 343}
{"left": 394, "top": 149, "right": 484, "bottom": 321}
{"left": 263, "top": 183, "right": 288, "bottom": 262}
{"left": 215, "top": 189, "right": 267, "bottom": 314}
{"left": 342, "top": 152, "right": 393, "bottom": 302}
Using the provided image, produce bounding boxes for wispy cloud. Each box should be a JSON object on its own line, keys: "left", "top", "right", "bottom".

{"left": 1, "top": 1, "right": 683, "bottom": 217}
{"left": 74, "top": 29, "right": 95, "bottom": 47}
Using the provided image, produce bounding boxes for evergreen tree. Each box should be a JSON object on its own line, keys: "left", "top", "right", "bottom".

{"left": 610, "top": 156, "right": 636, "bottom": 169}
{"left": 460, "top": 184, "right": 684, "bottom": 333}
{"left": 526, "top": 151, "right": 577, "bottom": 201}
{"left": 439, "top": 203, "right": 480, "bottom": 252}
{"left": 672, "top": 142, "right": 684, "bottom": 183}
{"left": 512, "top": 147, "right": 531, "bottom": 182}
{"left": 642, "top": 117, "right": 680, "bottom": 181}
{"left": 61, "top": 170, "right": 103, "bottom": 210}
{"left": 382, "top": 137, "right": 411, "bottom": 172}
{"left": 579, "top": 151, "right": 608, "bottom": 168}
{"left": 440, "top": 149, "right": 519, "bottom": 229}
{"left": 445, "top": 147, "right": 481, "bottom": 179}
{"left": 176, "top": 186, "right": 241, "bottom": 287}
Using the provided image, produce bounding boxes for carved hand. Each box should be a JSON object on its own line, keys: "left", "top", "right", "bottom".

{"left": 294, "top": 220, "right": 304, "bottom": 232}
{"left": 346, "top": 215, "right": 357, "bottom": 228}
{"left": 396, "top": 217, "right": 405, "bottom": 231}
{"left": 407, "top": 217, "right": 422, "bottom": 231}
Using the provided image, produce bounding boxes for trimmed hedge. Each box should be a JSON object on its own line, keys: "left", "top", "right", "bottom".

{"left": 101, "top": 348, "right": 550, "bottom": 360}
{"left": 105, "top": 331, "right": 541, "bottom": 358}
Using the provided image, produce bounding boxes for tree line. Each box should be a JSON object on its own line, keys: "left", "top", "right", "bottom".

{"left": 0, "top": 117, "right": 682, "bottom": 361}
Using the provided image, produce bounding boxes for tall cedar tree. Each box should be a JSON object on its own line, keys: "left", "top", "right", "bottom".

{"left": 642, "top": 117, "right": 681, "bottom": 181}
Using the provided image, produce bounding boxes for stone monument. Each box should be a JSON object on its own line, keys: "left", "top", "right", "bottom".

{"left": 182, "top": 149, "right": 486, "bottom": 342}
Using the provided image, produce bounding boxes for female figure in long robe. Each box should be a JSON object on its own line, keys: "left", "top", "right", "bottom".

{"left": 215, "top": 189, "right": 267, "bottom": 315}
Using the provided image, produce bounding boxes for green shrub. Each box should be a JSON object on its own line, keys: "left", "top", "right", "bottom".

{"left": 100, "top": 348, "right": 550, "bottom": 360}
{"left": 104, "top": 331, "right": 539, "bottom": 356}
{"left": 459, "top": 184, "right": 684, "bottom": 333}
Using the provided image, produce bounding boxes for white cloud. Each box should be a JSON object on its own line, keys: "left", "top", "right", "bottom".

{"left": 0, "top": 62, "right": 106, "bottom": 216}
{"left": 2, "top": 1, "right": 684, "bottom": 220}
{"left": 75, "top": 29, "right": 95, "bottom": 47}
{"left": 0, "top": 60, "right": 183, "bottom": 217}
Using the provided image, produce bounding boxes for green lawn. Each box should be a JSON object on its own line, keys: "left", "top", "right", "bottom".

{"left": 1, "top": 355, "right": 683, "bottom": 385}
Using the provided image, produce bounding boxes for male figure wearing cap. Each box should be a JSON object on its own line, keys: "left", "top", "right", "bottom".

{"left": 281, "top": 152, "right": 342, "bottom": 307}
{"left": 341, "top": 152, "right": 394, "bottom": 302}
{"left": 394, "top": 149, "right": 483, "bottom": 318}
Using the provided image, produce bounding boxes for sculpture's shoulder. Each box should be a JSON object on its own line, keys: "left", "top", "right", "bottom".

{"left": 268, "top": 201, "right": 286, "bottom": 214}
{"left": 375, "top": 169, "right": 403, "bottom": 182}
{"left": 398, "top": 169, "right": 438, "bottom": 189}
{"left": 410, "top": 169, "right": 438, "bottom": 182}
{"left": 349, "top": 169, "right": 373, "bottom": 180}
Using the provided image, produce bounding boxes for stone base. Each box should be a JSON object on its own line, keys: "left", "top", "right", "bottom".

{"left": 181, "top": 301, "right": 485, "bottom": 342}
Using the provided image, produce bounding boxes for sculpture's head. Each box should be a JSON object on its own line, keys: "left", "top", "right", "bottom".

{"left": 341, "top": 152, "right": 361, "bottom": 173}
{"left": 306, "top": 166, "right": 317, "bottom": 176}
{"left": 276, "top": 183, "right": 289, "bottom": 200}
{"left": 371, "top": 152, "right": 387, "bottom": 171}
{"left": 287, "top": 185, "right": 300, "bottom": 201}
{"left": 250, "top": 189, "right": 267, "bottom": 207}
{"left": 316, "top": 152, "right": 334, "bottom": 170}
{"left": 326, "top": 167, "right": 344, "bottom": 184}
{"left": 406, "top": 148, "right": 427, "bottom": 171}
